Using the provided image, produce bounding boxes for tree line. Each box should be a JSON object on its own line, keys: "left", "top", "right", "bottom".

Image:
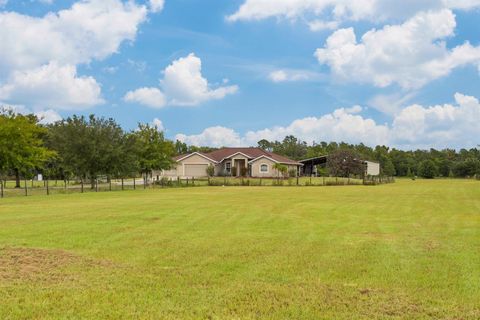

{"left": 1, "top": 110, "right": 479, "bottom": 187}
{"left": 255, "top": 136, "right": 480, "bottom": 179}
{"left": 0, "top": 111, "right": 174, "bottom": 188}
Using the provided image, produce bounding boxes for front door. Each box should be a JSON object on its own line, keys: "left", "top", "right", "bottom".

{"left": 234, "top": 159, "right": 246, "bottom": 176}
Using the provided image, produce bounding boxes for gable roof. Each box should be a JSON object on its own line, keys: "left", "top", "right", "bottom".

{"left": 174, "top": 152, "right": 218, "bottom": 163}
{"left": 175, "top": 148, "right": 302, "bottom": 165}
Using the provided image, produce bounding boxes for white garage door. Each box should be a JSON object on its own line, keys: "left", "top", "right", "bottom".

{"left": 184, "top": 164, "right": 208, "bottom": 177}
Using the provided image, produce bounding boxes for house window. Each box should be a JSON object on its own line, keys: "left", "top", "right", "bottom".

{"left": 260, "top": 164, "right": 268, "bottom": 173}
{"left": 226, "top": 162, "right": 231, "bottom": 174}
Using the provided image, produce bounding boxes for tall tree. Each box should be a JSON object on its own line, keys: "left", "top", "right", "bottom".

{"left": 0, "top": 110, "right": 54, "bottom": 187}
{"left": 47, "top": 115, "right": 126, "bottom": 188}
{"left": 133, "top": 124, "right": 175, "bottom": 177}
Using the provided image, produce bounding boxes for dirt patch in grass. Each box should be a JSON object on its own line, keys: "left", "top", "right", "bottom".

{"left": 0, "top": 247, "right": 114, "bottom": 285}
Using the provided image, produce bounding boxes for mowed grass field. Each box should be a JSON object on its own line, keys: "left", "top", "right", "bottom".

{"left": 0, "top": 180, "right": 479, "bottom": 319}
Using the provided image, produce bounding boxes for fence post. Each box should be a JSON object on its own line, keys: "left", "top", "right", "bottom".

{"left": 296, "top": 176, "right": 299, "bottom": 186}
{"left": 121, "top": 178, "right": 124, "bottom": 191}
{"left": 186, "top": 178, "right": 189, "bottom": 187}
{"left": 143, "top": 175, "right": 146, "bottom": 189}
{"left": 192, "top": 177, "right": 195, "bottom": 186}
{"left": 24, "top": 178, "right": 28, "bottom": 196}
{"left": 81, "top": 179, "right": 84, "bottom": 193}
{"left": 109, "top": 177, "right": 112, "bottom": 192}
{"left": 46, "top": 179, "right": 49, "bottom": 195}
{"left": 1, "top": 180, "right": 3, "bottom": 198}
{"left": 95, "top": 178, "right": 98, "bottom": 192}
{"left": 208, "top": 176, "right": 210, "bottom": 186}
{"left": 260, "top": 178, "right": 262, "bottom": 186}
{"left": 224, "top": 176, "right": 226, "bottom": 185}
{"left": 133, "top": 176, "right": 136, "bottom": 190}
{"left": 64, "top": 179, "right": 67, "bottom": 192}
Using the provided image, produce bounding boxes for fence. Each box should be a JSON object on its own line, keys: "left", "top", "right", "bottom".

{"left": 0, "top": 175, "right": 395, "bottom": 199}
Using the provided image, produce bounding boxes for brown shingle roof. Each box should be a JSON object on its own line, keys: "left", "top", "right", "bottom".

{"left": 175, "top": 148, "right": 302, "bottom": 165}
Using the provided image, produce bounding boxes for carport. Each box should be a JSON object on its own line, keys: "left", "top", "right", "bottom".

{"left": 299, "top": 156, "right": 328, "bottom": 176}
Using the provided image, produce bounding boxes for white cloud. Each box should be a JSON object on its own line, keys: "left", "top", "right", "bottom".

{"left": 315, "top": 10, "right": 480, "bottom": 89}
{"left": 151, "top": 118, "right": 165, "bottom": 131}
{"left": 175, "top": 93, "right": 480, "bottom": 149}
{"left": 0, "top": 0, "right": 149, "bottom": 111}
{"left": 125, "top": 53, "right": 238, "bottom": 108}
{"left": 176, "top": 106, "right": 390, "bottom": 147}
{"left": 268, "top": 69, "right": 321, "bottom": 82}
{"left": 176, "top": 126, "right": 243, "bottom": 148}
{"left": 0, "top": 62, "right": 104, "bottom": 110}
{"left": 148, "top": 0, "right": 164, "bottom": 13}
{"left": 228, "top": 0, "right": 480, "bottom": 28}
{"left": 35, "top": 109, "right": 62, "bottom": 124}
{"left": 124, "top": 87, "right": 166, "bottom": 108}
{"left": 391, "top": 93, "right": 480, "bottom": 149}
{"left": 0, "top": 0, "right": 148, "bottom": 74}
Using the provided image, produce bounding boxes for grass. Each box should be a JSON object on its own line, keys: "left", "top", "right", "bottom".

{"left": 0, "top": 179, "right": 479, "bottom": 319}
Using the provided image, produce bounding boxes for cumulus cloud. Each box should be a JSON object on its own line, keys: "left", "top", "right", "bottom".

{"left": 0, "top": 0, "right": 152, "bottom": 110}
{"left": 391, "top": 93, "right": 480, "bottom": 149}
{"left": 176, "top": 105, "right": 390, "bottom": 147}
{"left": 0, "top": 62, "right": 104, "bottom": 110}
{"left": 175, "top": 93, "right": 480, "bottom": 149}
{"left": 124, "top": 53, "right": 238, "bottom": 108}
{"left": 315, "top": 10, "right": 480, "bottom": 89}
{"left": 0, "top": 0, "right": 148, "bottom": 73}
{"left": 228, "top": 0, "right": 480, "bottom": 28}
{"left": 176, "top": 126, "right": 243, "bottom": 148}
{"left": 124, "top": 87, "right": 166, "bottom": 108}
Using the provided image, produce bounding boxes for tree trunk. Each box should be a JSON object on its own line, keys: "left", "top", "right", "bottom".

{"left": 15, "top": 169, "right": 21, "bottom": 188}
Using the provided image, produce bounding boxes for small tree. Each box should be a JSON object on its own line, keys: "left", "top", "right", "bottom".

{"left": 327, "top": 149, "right": 363, "bottom": 178}
{"left": 418, "top": 160, "right": 438, "bottom": 179}
{"left": 273, "top": 163, "right": 288, "bottom": 178}
{"left": 206, "top": 164, "right": 215, "bottom": 177}
{"left": 288, "top": 168, "right": 297, "bottom": 178}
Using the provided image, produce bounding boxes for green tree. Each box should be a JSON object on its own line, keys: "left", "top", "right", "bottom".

{"left": 47, "top": 115, "right": 126, "bottom": 188}
{"left": 133, "top": 124, "right": 175, "bottom": 178}
{"left": 418, "top": 160, "right": 438, "bottom": 179}
{"left": 272, "top": 163, "right": 288, "bottom": 178}
{"left": 257, "top": 139, "right": 273, "bottom": 152}
{"left": 327, "top": 149, "right": 364, "bottom": 177}
{"left": 0, "top": 110, "right": 54, "bottom": 187}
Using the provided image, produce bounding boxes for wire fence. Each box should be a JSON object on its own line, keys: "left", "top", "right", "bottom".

{"left": 0, "top": 175, "right": 395, "bottom": 199}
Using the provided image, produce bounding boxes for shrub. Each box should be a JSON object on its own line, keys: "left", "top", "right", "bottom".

{"left": 240, "top": 167, "right": 248, "bottom": 177}
{"left": 206, "top": 165, "right": 215, "bottom": 177}
{"left": 231, "top": 166, "right": 237, "bottom": 177}
{"left": 288, "top": 169, "right": 297, "bottom": 178}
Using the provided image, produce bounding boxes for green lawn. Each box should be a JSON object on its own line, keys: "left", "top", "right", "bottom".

{"left": 0, "top": 180, "right": 479, "bottom": 319}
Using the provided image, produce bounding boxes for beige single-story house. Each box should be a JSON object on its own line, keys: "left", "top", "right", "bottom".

{"left": 156, "top": 148, "right": 303, "bottom": 178}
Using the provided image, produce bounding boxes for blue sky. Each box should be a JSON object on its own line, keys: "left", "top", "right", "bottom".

{"left": 1, "top": 0, "right": 480, "bottom": 149}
